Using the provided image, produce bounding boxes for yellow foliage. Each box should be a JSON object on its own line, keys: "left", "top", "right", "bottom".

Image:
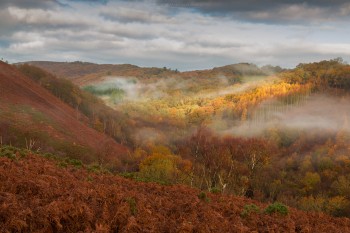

{"left": 149, "top": 145, "right": 172, "bottom": 156}
{"left": 298, "top": 195, "right": 325, "bottom": 212}
{"left": 327, "top": 196, "right": 349, "bottom": 216}
{"left": 302, "top": 172, "right": 321, "bottom": 193}
{"left": 139, "top": 152, "right": 192, "bottom": 185}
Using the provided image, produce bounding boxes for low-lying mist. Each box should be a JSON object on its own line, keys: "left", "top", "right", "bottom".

{"left": 220, "top": 94, "right": 350, "bottom": 137}
{"left": 82, "top": 73, "right": 350, "bottom": 147}
{"left": 86, "top": 74, "right": 275, "bottom": 104}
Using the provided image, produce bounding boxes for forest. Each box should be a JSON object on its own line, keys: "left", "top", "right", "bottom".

{"left": 11, "top": 58, "right": 350, "bottom": 217}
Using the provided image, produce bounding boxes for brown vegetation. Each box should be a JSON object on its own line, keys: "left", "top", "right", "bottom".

{"left": 1, "top": 151, "right": 350, "bottom": 233}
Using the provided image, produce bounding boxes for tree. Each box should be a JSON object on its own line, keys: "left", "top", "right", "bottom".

{"left": 302, "top": 172, "right": 321, "bottom": 195}
{"left": 138, "top": 150, "right": 192, "bottom": 185}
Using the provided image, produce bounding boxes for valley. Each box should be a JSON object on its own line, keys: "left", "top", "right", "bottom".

{"left": 15, "top": 59, "right": 350, "bottom": 217}
{"left": 2, "top": 58, "right": 350, "bottom": 232}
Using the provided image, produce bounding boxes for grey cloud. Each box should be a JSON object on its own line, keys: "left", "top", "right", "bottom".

{"left": 0, "top": 9, "right": 22, "bottom": 34}
{"left": 68, "top": 0, "right": 107, "bottom": 3}
{"left": 157, "top": 0, "right": 350, "bottom": 24}
{"left": 1, "top": 0, "right": 350, "bottom": 71}
{"left": 0, "top": 0, "right": 109, "bottom": 9}
{"left": 157, "top": 0, "right": 349, "bottom": 12}
{"left": 0, "top": 0, "right": 57, "bottom": 9}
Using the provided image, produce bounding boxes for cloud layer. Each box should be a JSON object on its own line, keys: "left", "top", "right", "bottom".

{"left": 1, "top": 0, "right": 350, "bottom": 70}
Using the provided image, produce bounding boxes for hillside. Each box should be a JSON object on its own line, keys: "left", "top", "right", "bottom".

{"left": 23, "top": 61, "right": 280, "bottom": 87}
{"left": 15, "top": 64, "right": 134, "bottom": 148}
{"left": 0, "top": 61, "right": 127, "bottom": 166}
{"left": 1, "top": 148, "right": 350, "bottom": 233}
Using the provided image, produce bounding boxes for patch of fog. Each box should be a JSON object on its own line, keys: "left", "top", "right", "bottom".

{"left": 89, "top": 74, "right": 278, "bottom": 105}
{"left": 198, "top": 75, "right": 277, "bottom": 99}
{"left": 89, "top": 74, "right": 228, "bottom": 101}
{"left": 199, "top": 81, "right": 259, "bottom": 99}
{"left": 219, "top": 94, "right": 350, "bottom": 137}
{"left": 89, "top": 76, "right": 168, "bottom": 100}
{"left": 133, "top": 127, "right": 166, "bottom": 146}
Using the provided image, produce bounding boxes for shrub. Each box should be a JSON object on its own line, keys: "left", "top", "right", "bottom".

{"left": 198, "top": 192, "right": 211, "bottom": 203}
{"left": 125, "top": 197, "right": 137, "bottom": 215}
{"left": 66, "top": 158, "right": 83, "bottom": 168}
{"left": 119, "top": 172, "right": 136, "bottom": 179}
{"left": 210, "top": 187, "right": 221, "bottom": 194}
{"left": 87, "top": 164, "right": 111, "bottom": 174}
{"left": 58, "top": 161, "right": 68, "bottom": 168}
{"left": 241, "top": 204, "right": 260, "bottom": 217}
{"left": 87, "top": 176, "right": 93, "bottom": 182}
{"left": 0, "top": 145, "right": 27, "bottom": 160}
{"left": 264, "top": 202, "right": 289, "bottom": 215}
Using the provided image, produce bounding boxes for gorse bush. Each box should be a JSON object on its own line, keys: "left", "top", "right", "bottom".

{"left": 210, "top": 187, "right": 221, "bottom": 194}
{"left": 241, "top": 204, "right": 260, "bottom": 217}
{"left": 0, "top": 145, "right": 27, "bottom": 160}
{"left": 198, "top": 191, "right": 211, "bottom": 203}
{"left": 264, "top": 202, "right": 289, "bottom": 215}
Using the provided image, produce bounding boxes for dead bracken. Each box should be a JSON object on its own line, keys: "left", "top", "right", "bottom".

{"left": 1, "top": 152, "right": 350, "bottom": 233}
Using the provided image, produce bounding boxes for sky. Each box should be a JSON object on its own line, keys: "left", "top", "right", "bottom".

{"left": 1, "top": 0, "right": 350, "bottom": 71}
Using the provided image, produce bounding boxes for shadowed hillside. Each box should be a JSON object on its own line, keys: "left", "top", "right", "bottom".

{"left": 15, "top": 64, "right": 134, "bottom": 147}
{"left": 0, "top": 61, "right": 127, "bottom": 167}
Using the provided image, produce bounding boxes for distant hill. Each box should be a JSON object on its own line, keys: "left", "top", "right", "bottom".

{"left": 1, "top": 148, "right": 349, "bottom": 233}
{"left": 0, "top": 61, "right": 127, "bottom": 167}
{"left": 23, "top": 61, "right": 282, "bottom": 86}
{"left": 23, "top": 61, "right": 178, "bottom": 86}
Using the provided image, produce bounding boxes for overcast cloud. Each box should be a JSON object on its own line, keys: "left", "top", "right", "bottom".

{"left": 1, "top": 0, "right": 350, "bottom": 70}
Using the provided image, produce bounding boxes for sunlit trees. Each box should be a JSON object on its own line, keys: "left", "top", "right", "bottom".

{"left": 137, "top": 145, "right": 192, "bottom": 185}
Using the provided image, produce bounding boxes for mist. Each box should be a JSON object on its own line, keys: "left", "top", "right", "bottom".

{"left": 87, "top": 74, "right": 237, "bottom": 102}
{"left": 220, "top": 94, "right": 350, "bottom": 137}
{"left": 198, "top": 75, "right": 277, "bottom": 99}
